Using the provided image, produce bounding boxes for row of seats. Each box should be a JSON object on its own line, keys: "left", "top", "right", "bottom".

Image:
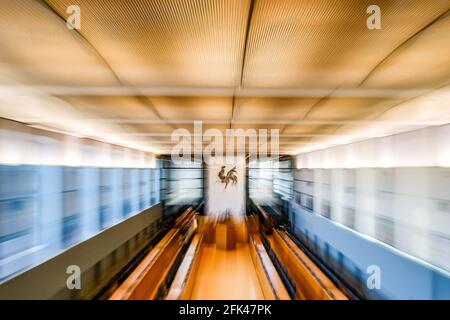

{"left": 246, "top": 216, "right": 291, "bottom": 300}
{"left": 166, "top": 214, "right": 290, "bottom": 300}
{"left": 166, "top": 234, "right": 203, "bottom": 300}
{"left": 110, "top": 207, "right": 348, "bottom": 300}
{"left": 256, "top": 206, "right": 348, "bottom": 300}
{"left": 109, "top": 208, "right": 197, "bottom": 300}
{"left": 269, "top": 229, "right": 347, "bottom": 300}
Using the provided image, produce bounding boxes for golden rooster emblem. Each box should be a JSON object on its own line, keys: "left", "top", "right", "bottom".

{"left": 218, "top": 166, "right": 238, "bottom": 189}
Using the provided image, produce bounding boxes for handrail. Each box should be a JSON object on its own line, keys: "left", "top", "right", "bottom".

{"left": 246, "top": 216, "right": 290, "bottom": 300}
{"left": 248, "top": 232, "right": 290, "bottom": 300}
{"left": 165, "top": 234, "right": 203, "bottom": 300}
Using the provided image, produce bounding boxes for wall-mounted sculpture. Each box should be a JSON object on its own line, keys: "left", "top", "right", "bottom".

{"left": 218, "top": 166, "right": 237, "bottom": 189}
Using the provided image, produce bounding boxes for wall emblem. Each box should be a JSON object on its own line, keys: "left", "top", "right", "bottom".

{"left": 218, "top": 166, "right": 237, "bottom": 189}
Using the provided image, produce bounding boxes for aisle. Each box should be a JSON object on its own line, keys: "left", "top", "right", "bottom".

{"left": 190, "top": 243, "right": 264, "bottom": 300}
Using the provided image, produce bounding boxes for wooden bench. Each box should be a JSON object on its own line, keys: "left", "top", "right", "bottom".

{"left": 269, "top": 229, "right": 348, "bottom": 300}
{"left": 110, "top": 208, "right": 196, "bottom": 300}
{"left": 165, "top": 234, "right": 204, "bottom": 300}
{"left": 246, "top": 216, "right": 290, "bottom": 300}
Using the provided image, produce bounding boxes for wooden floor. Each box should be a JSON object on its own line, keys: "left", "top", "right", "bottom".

{"left": 190, "top": 244, "right": 265, "bottom": 300}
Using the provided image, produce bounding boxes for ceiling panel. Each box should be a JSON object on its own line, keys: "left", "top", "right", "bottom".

{"left": 120, "top": 123, "right": 176, "bottom": 134}
{"left": 231, "top": 123, "right": 285, "bottom": 132}
{"left": 45, "top": 0, "right": 251, "bottom": 87}
{"left": 0, "top": 0, "right": 118, "bottom": 86}
{"left": 362, "top": 11, "right": 450, "bottom": 89}
{"left": 303, "top": 97, "right": 403, "bottom": 121}
{"left": 59, "top": 95, "right": 162, "bottom": 119}
{"left": 0, "top": 1, "right": 448, "bottom": 155}
{"left": 173, "top": 123, "right": 230, "bottom": 133}
{"left": 150, "top": 96, "right": 232, "bottom": 121}
{"left": 283, "top": 124, "right": 342, "bottom": 135}
{"left": 233, "top": 97, "right": 319, "bottom": 121}
{"left": 376, "top": 84, "right": 450, "bottom": 121}
{"left": 242, "top": 0, "right": 449, "bottom": 88}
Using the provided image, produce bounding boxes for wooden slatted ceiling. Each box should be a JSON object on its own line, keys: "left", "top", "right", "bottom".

{"left": 0, "top": 0, "right": 448, "bottom": 154}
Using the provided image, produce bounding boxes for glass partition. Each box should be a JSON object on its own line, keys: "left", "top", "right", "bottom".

{"left": 0, "top": 163, "right": 160, "bottom": 282}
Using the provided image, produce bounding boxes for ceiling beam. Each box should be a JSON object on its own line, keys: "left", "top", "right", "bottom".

{"left": 0, "top": 85, "right": 434, "bottom": 98}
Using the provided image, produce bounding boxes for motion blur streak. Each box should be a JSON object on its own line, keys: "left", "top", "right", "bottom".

{"left": 0, "top": 119, "right": 160, "bottom": 282}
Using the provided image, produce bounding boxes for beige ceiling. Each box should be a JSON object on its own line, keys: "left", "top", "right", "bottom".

{"left": 0, "top": 0, "right": 449, "bottom": 155}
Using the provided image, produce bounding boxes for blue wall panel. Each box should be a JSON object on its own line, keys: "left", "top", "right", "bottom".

{"left": 0, "top": 164, "right": 160, "bottom": 283}
{"left": 291, "top": 203, "right": 450, "bottom": 299}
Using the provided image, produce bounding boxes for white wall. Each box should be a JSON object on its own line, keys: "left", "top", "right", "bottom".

{"left": 295, "top": 124, "right": 450, "bottom": 169}
{"left": 207, "top": 156, "right": 245, "bottom": 216}
{"left": 0, "top": 118, "right": 156, "bottom": 168}
{"left": 293, "top": 125, "right": 450, "bottom": 271}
